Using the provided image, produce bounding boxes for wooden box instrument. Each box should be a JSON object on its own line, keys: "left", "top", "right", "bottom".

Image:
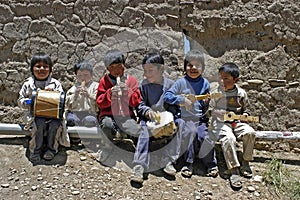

{"left": 30, "top": 90, "right": 65, "bottom": 119}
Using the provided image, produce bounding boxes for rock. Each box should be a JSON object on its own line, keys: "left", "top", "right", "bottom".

{"left": 268, "top": 79, "right": 286, "bottom": 87}
{"left": 71, "top": 190, "right": 80, "bottom": 195}
{"left": 253, "top": 175, "right": 263, "bottom": 182}
{"left": 1, "top": 183, "right": 9, "bottom": 188}
{"left": 247, "top": 186, "right": 256, "bottom": 192}
{"left": 173, "top": 186, "right": 179, "bottom": 191}
{"left": 31, "top": 186, "right": 37, "bottom": 191}
{"left": 288, "top": 82, "right": 299, "bottom": 88}
{"left": 247, "top": 79, "right": 264, "bottom": 85}
{"left": 80, "top": 156, "right": 87, "bottom": 161}
{"left": 254, "top": 191, "right": 260, "bottom": 197}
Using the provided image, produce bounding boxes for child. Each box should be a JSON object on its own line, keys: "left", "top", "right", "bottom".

{"left": 209, "top": 62, "right": 256, "bottom": 189}
{"left": 65, "top": 60, "right": 99, "bottom": 127}
{"left": 131, "top": 52, "right": 184, "bottom": 184}
{"left": 164, "top": 49, "right": 218, "bottom": 178}
{"left": 18, "top": 52, "right": 70, "bottom": 163}
{"left": 96, "top": 49, "right": 141, "bottom": 159}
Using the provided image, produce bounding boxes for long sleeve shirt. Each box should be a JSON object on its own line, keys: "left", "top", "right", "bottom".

{"left": 65, "top": 80, "right": 99, "bottom": 113}
{"left": 96, "top": 73, "right": 141, "bottom": 119}
{"left": 163, "top": 75, "right": 210, "bottom": 119}
{"left": 136, "top": 77, "right": 180, "bottom": 121}
{"left": 18, "top": 76, "right": 63, "bottom": 110}
{"left": 209, "top": 84, "right": 250, "bottom": 122}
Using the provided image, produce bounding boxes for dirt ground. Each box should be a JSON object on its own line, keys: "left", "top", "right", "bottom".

{"left": 0, "top": 135, "right": 299, "bottom": 200}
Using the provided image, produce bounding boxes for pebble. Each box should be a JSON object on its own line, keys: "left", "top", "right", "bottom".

{"left": 71, "top": 190, "right": 80, "bottom": 195}
{"left": 254, "top": 191, "right": 260, "bottom": 197}
{"left": 173, "top": 187, "right": 179, "bottom": 191}
{"left": 31, "top": 186, "right": 38, "bottom": 191}
{"left": 1, "top": 183, "right": 9, "bottom": 188}
{"left": 247, "top": 186, "right": 256, "bottom": 192}
{"left": 80, "top": 156, "right": 87, "bottom": 161}
{"left": 253, "top": 175, "right": 263, "bottom": 182}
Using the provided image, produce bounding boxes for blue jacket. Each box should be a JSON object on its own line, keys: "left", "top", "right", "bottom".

{"left": 136, "top": 77, "right": 180, "bottom": 120}
{"left": 163, "top": 75, "right": 210, "bottom": 119}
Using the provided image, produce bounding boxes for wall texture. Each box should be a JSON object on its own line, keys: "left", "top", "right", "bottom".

{"left": 0, "top": 0, "right": 299, "bottom": 131}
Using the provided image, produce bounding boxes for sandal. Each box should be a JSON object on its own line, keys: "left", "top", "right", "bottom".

{"left": 240, "top": 165, "right": 253, "bottom": 178}
{"left": 207, "top": 167, "right": 219, "bottom": 177}
{"left": 43, "top": 151, "right": 55, "bottom": 161}
{"left": 30, "top": 154, "right": 41, "bottom": 163}
{"left": 229, "top": 174, "right": 243, "bottom": 189}
{"left": 181, "top": 165, "right": 193, "bottom": 178}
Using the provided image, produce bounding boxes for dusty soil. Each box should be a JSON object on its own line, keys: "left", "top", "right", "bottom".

{"left": 0, "top": 136, "right": 299, "bottom": 200}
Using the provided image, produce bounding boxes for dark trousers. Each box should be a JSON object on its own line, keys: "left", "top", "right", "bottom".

{"left": 33, "top": 117, "right": 61, "bottom": 155}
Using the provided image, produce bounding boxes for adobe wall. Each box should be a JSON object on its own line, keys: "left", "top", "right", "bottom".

{"left": 0, "top": 0, "right": 299, "bottom": 131}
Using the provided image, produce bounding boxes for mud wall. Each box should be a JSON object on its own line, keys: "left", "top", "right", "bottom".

{"left": 0, "top": 0, "right": 299, "bottom": 131}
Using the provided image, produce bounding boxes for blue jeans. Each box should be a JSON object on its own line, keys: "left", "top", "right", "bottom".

{"left": 133, "top": 119, "right": 184, "bottom": 170}
{"left": 182, "top": 121, "right": 217, "bottom": 169}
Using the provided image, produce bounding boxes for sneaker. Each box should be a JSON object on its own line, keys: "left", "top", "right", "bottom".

{"left": 30, "top": 154, "right": 41, "bottom": 163}
{"left": 130, "top": 165, "right": 144, "bottom": 183}
{"left": 163, "top": 162, "right": 176, "bottom": 176}
{"left": 43, "top": 151, "right": 55, "bottom": 161}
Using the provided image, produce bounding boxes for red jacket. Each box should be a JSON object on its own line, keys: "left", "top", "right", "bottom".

{"left": 96, "top": 74, "right": 141, "bottom": 119}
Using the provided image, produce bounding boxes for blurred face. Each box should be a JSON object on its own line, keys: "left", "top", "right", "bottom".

{"left": 33, "top": 62, "right": 50, "bottom": 80}
{"left": 186, "top": 61, "right": 202, "bottom": 79}
{"left": 143, "top": 64, "right": 163, "bottom": 84}
{"left": 218, "top": 71, "right": 238, "bottom": 91}
{"left": 107, "top": 63, "right": 124, "bottom": 78}
{"left": 76, "top": 69, "right": 92, "bottom": 83}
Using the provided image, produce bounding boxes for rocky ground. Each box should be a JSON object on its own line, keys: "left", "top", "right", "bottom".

{"left": 0, "top": 135, "right": 299, "bottom": 200}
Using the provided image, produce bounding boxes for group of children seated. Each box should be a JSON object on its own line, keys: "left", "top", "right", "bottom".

{"left": 18, "top": 49, "right": 256, "bottom": 189}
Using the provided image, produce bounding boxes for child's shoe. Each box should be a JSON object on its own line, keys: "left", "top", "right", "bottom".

{"left": 30, "top": 154, "right": 41, "bottom": 163}
{"left": 207, "top": 166, "right": 219, "bottom": 177}
{"left": 130, "top": 165, "right": 144, "bottom": 184}
{"left": 163, "top": 162, "right": 176, "bottom": 176}
{"left": 43, "top": 151, "right": 55, "bottom": 161}
{"left": 181, "top": 163, "right": 193, "bottom": 178}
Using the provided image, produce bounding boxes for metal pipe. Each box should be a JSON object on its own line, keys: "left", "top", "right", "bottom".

{"left": 0, "top": 123, "right": 299, "bottom": 141}
{"left": 0, "top": 123, "right": 102, "bottom": 139}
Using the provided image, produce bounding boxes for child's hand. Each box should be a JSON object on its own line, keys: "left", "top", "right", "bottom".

{"left": 111, "top": 86, "right": 121, "bottom": 99}
{"left": 23, "top": 98, "right": 32, "bottom": 108}
{"left": 183, "top": 97, "right": 193, "bottom": 110}
{"left": 145, "top": 109, "right": 157, "bottom": 121}
{"left": 80, "top": 88, "right": 89, "bottom": 97}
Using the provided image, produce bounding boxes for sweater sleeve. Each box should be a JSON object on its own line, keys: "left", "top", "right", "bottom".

{"left": 163, "top": 80, "right": 185, "bottom": 105}
{"left": 126, "top": 75, "right": 141, "bottom": 108}
{"left": 96, "top": 77, "right": 113, "bottom": 110}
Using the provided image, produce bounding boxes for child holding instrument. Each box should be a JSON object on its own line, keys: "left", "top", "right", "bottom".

{"left": 18, "top": 52, "right": 69, "bottom": 163}
{"left": 65, "top": 60, "right": 98, "bottom": 127}
{"left": 209, "top": 62, "right": 256, "bottom": 189}
{"left": 131, "top": 52, "right": 184, "bottom": 184}
{"left": 164, "top": 49, "right": 218, "bottom": 178}
{"left": 95, "top": 49, "right": 141, "bottom": 161}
